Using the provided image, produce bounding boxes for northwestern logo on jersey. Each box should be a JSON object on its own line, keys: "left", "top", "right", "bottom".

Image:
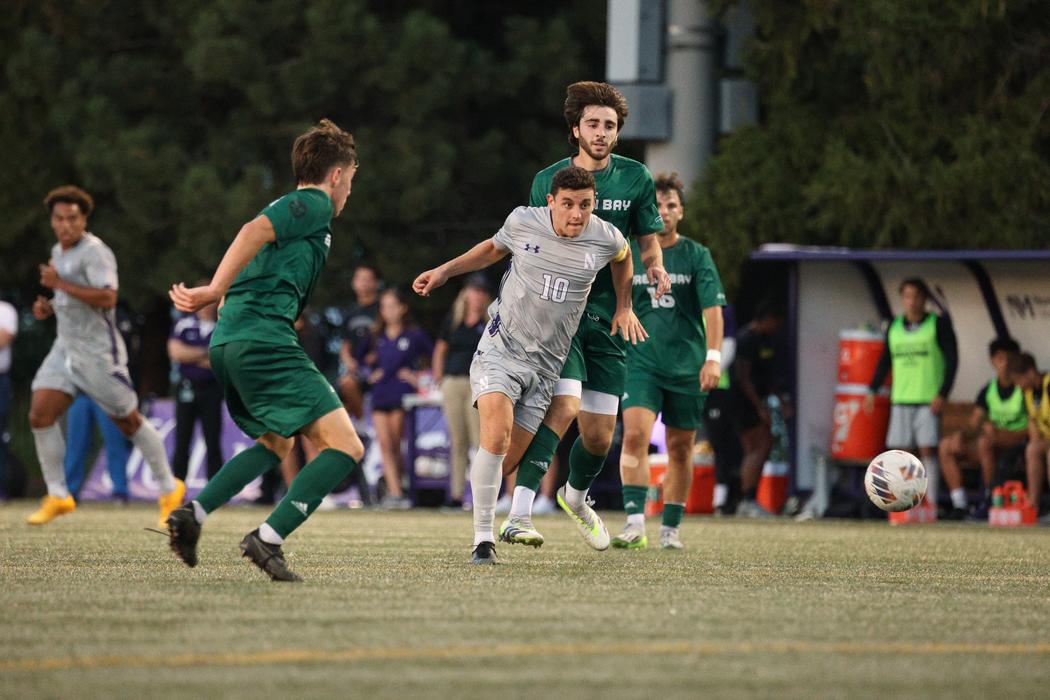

{"left": 598, "top": 199, "right": 632, "bottom": 212}
{"left": 487, "top": 312, "right": 501, "bottom": 336}
{"left": 524, "top": 243, "right": 540, "bottom": 254}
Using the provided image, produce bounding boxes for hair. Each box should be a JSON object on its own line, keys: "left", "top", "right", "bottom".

{"left": 899, "top": 278, "right": 931, "bottom": 299}
{"left": 450, "top": 284, "right": 491, "bottom": 328}
{"left": 753, "top": 298, "right": 785, "bottom": 321}
{"left": 292, "top": 118, "right": 358, "bottom": 185}
{"left": 564, "top": 81, "right": 629, "bottom": 148}
{"left": 1008, "top": 352, "right": 1037, "bottom": 376}
{"left": 654, "top": 172, "right": 686, "bottom": 206}
{"left": 44, "top": 185, "right": 94, "bottom": 216}
{"left": 352, "top": 262, "right": 380, "bottom": 280}
{"left": 549, "top": 166, "right": 596, "bottom": 196}
{"left": 988, "top": 337, "right": 1021, "bottom": 357}
{"left": 371, "top": 287, "right": 416, "bottom": 337}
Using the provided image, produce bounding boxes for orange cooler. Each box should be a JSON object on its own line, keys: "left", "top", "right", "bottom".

{"left": 645, "top": 453, "right": 715, "bottom": 516}
{"left": 838, "top": 329, "right": 889, "bottom": 386}
{"left": 830, "top": 384, "right": 890, "bottom": 461}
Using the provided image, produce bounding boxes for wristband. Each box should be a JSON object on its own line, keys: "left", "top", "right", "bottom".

{"left": 706, "top": 349, "right": 721, "bottom": 364}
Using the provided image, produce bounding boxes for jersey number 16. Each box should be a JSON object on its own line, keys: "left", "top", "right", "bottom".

{"left": 647, "top": 288, "right": 675, "bottom": 309}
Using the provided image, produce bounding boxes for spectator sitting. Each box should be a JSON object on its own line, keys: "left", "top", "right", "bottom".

{"left": 356, "top": 287, "right": 433, "bottom": 509}
{"left": 338, "top": 264, "right": 382, "bottom": 419}
{"left": 1008, "top": 352, "right": 1050, "bottom": 513}
{"left": 938, "top": 337, "right": 1027, "bottom": 519}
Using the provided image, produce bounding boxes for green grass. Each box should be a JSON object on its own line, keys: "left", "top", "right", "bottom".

{"left": 2, "top": 502, "right": 1049, "bottom": 699}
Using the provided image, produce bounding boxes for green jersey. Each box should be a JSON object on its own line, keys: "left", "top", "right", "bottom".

{"left": 530, "top": 154, "right": 662, "bottom": 322}
{"left": 626, "top": 236, "right": 726, "bottom": 394}
{"left": 212, "top": 187, "right": 333, "bottom": 347}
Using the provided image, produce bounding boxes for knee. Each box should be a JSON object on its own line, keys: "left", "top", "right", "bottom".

{"left": 621, "top": 423, "right": 649, "bottom": 455}
{"left": 545, "top": 396, "right": 580, "bottom": 435}
{"left": 666, "top": 433, "right": 696, "bottom": 464}
{"left": 112, "top": 412, "right": 142, "bottom": 435}
{"left": 28, "top": 408, "right": 54, "bottom": 430}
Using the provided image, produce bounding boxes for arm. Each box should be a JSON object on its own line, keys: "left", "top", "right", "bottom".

{"left": 339, "top": 339, "right": 358, "bottom": 376}
{"left": 431, "top": 339, "right": 449, "bottom": 384}
{"left": 413, "top": 240, "right": 508, "bottom": 297}
{"left": 608, "top": 252, "right": 647, "bottom": 345}
{"left": 700, "top": 306, "right": 724, "bottom": 392}
{"left": 864, "top": 330, "right": 892, "bottom": 413}
{"left": 934, "top": 316, "right": 959, "bottom": 413}
{"left": 167, "top": 338, "right": 209, "bottom": 365}
{"left": 634, "top": 234, "right": 671, "bottom": 297}
{"left": 39, "top": 264, "right": 117, "bottom": 309}
{"left": 169, "top": 215, "right": 276, "bottom": 312}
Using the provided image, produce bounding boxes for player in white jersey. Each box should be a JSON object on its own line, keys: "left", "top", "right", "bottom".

{"left": 414, "top": 166, "right": 646, "bottom": 564}
{"left": 27, "top": 186, "right": 184, "bottom": 525}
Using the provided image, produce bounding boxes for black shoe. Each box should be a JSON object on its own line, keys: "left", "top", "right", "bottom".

{"left": 166, "top": 504, "right": 201, "bottom": 568}
{"left": 471, "top": 541, "right": 499, "bottom": 565}
{"left": 239, "top": 529, "right": 302, "bottom": 582}
{"left": 943, "top": 506, "right": 968, "bottom": 521}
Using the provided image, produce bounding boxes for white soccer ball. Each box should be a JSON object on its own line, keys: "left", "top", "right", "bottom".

{"left": 864, "top": 450, "right": 928, "bottom": 512}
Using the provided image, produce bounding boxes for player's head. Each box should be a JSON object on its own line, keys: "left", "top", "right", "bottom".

{"left": 377, "top": 287, "right": 415, "bottom": 329}
{"left": 752, "top": 299, "right": 785, "bottom": 334}
{"left": 44, "top": 185, "right": 93, "bottom": 249}
{"left": 1007, "top": 351, "right": 1040, "bottom": 390}
{"left": 898, "top": 278, "right": 930, "bottom": 318}
{"left": 564, "top": 81, "right": 628, "bottom": 161}
{"left": 654, "top": 172, "right": 686, "bottom": 236}
{"left": 546, "top": 166, "right": 596, "bottom": 238}
{"left": 988, "top": 337, "right": 1021, "bottom": 374}
{"left": 351, "top": 263, "right": 381, "bottom": 301}
{"left": 292, "top": 119, "right": 358, "bottom": 217}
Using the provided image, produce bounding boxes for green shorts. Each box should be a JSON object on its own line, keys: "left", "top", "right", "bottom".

{"left": 210, "top": 340, "right": 343, "bottom": 439}
{"left": 622, "top": 368, "right": 706, "bottom": 430}
{"left": 560, "top": 313, "right": 627, "bottom": 397}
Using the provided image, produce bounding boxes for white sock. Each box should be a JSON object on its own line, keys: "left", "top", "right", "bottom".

{"left": 950, "top": 487, "right": 967, "bottom": 510}
{"left": 191, "top": 500, "right": 208, "bottom": 525}
{"left": 32, "top": 424, "right": 70, "bottom": 499}
{"left": 131, "top": 420, "right": 177, "bottom": 493}
{"left": 713, "top": 483, "right": 729, "bottom": 508}
{"left": 470, "top": 448, "right": 505, "bottom": 545}
{"left": 258, "top": 522, "right": 284, "bottom": 545}
{"left": 510, "top": 486, "right": 536, "bottom": 519}
{"left": 564, "top": 484, "right": 587, "bottom": 508}
{"left": 627, "top": 513, "right": 645, "bottom": 527}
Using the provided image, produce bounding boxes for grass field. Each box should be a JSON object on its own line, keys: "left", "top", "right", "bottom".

{"left": 2, "top": 502, "right": 1049, "bottom": 699}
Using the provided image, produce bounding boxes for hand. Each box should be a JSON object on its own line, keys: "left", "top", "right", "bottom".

{"left": 647, "top": 265, "right": 671, "bottom": 298}
{"left": 39, "top": 263, "right": 61, "bottom": 290}
{"left": 862, "top": 393, "right": 875, "bottom": 415}
{"left": 397, "top": 367, "right": 417, "bottom": 386}
{"left": 610, "top": 308, "right": 648, "bottom": 345}
{"left": 930, "top": 395, "right": 945, "bottom": 416}
{"left": 368, "top": 368, "right": 384, "bottom": 384}
{"left": 32, "top": 295, "right": 54, "bottom": 320}
{"left": 169, "top": 283, "right": 221, "bottom": 313}
{"left": 413, "top": 267, "right": 448, "bottom": 297}
{"left": 700, "top": 360, "right": 721, "bottom": 392}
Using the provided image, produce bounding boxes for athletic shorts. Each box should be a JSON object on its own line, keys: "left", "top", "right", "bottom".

{"left": 559, "top": 312, "right": 627, "bottom": 397}
{"left": 886, "top": 404, "right": 940, "bottom": 449}
{"left": 210, "top": 340, "right": 343, "bottom": 439}
{"left": 622, "top": 368, "right": 706, "bottom": 430}
{"left": 470, "top": 346, "right": 555, "bottom": 434}
{"left": 31, "top": 342, "right": 138, "bottom": 418}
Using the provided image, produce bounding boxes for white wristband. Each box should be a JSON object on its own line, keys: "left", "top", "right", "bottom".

{"left": 706, "top": 349, "right": 721, "bottom": 364}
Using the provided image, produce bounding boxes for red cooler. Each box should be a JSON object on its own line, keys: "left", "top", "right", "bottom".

{"left": 838, "top": 329, "right": 889, "bottom": 386}
{"left": 645, "top": 453, "right": 715, "bottom": 516}
{"left": 830, "top": 384, "right": 890, "bottom": 461}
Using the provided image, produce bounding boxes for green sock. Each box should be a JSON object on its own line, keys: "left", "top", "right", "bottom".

{"left": 516, "top": 423, "right": 560, "bottom": 492}
{"left": 567, "top": 437, "right": 607, "bottom": 492}
{"left": 266, "top": 449, "right": 358, "bottom": 538}
{"left": 195, "top": 443, "right": 280, "bottom": 514}
{"left": 663, "top": 502, "right": 685, "bottom": 529}
{"left": 622, "top": 485, "right": 648, "bottom": 516}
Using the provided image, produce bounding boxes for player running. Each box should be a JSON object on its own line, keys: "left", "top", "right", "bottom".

{"left": 165, "top": 119, "right": 364, "bottom": 582}
{"left": 501, "top": 81, "right": 671, "bottom": 550}
{"left": 611, "top": 173, "right": 725, "bottom": 550}
{"left": 413, "top": 166, "right": 645, "bottom": 564}
{"left": 27, "top": 186, "right": 184, "bottom": 526}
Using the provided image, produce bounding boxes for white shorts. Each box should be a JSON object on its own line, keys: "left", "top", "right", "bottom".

{"left": 886, "top": 404, "right": 939, "bottom": 449}
{"left": 469, "top": 347, "right": 555, "bottom": 435}
{"left": 31, "top": 343, "right": 138, "bottom": 418}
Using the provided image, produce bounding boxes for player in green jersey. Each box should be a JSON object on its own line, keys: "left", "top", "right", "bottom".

{"left": 611, "top": 173, "right": 725, "bottom": 550}
{"left": 164, "top": 119, "right": 364, "bottom": 582}
{"left": 500, "top": 81, "right": 672, "bottom": 550}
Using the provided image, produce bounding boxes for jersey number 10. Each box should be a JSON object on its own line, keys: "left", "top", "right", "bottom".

{"left": 540, "top": 274, "right": 570, "bottom": 303}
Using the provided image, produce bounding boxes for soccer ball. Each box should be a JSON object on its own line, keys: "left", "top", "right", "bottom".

{"left": 864, "top": 450, "right": 928, "bottom": 512}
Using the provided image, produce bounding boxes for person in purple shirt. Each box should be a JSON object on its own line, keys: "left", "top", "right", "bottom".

{"left": 355, "top": 288, "right": 433, "bottom": 509}
{"left": 167, "top": 300, "right": 224, "bottom": 481}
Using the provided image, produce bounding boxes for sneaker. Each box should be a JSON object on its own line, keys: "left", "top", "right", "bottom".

{"left": 499, "top": 516, "right": 544, "bottom": 548}
{"left": 736, "top": 499, "right": 775, "bottom": 519}
{"left": 158, "top": 479, "right": 186, "bottom": 528}
{"left": 611, "top": 522, "right": 648, "bottom": 549}
{"left": 379, "top": 494, "right": 412, "bottom": 510}
{"left": 26, "top": 495, "right": 76, "bottom": 525}
{"left": 659, "top": 527, "right": 684, "bottom": 550}
{"left": 239, "top": 529, "right": 302, "bottom": 582}
{"left": 471, "top": 540, "right": 499, "bottom": 565}
{"left": 556, "top": 486, "right": 610, "bottom": 551}
{"left": 494, "top": 494, "right": 512, "bottom": 515}
{"left": 166, "top": 504, "right": 201, "bottom": 568}
{"left": 532, "top": 494, "right": 555, "bottom": 516}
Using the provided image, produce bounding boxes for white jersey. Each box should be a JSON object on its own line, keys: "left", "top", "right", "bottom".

{"left": 482, "top": 206, "right": 628, "bottom": 379}
{"left": 50, "top": 232, "right": 127, "bottom": 364}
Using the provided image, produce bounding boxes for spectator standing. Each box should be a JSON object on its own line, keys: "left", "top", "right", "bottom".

{"left": 338, "top": 264, "right": 382, "bottom": 418}
{"left": 432, "top": 274, "right": 490, "bottom": 509}
{"left": 1008, "top": 353, "right": 1050, "bottom": 511}
{"left": 168, "top": 300, "right": 224, "bottom": 482}
{"left": 356, "top": 288, "right": 433, "bottom": 509}
{"left": 63, "top": 394, "right": 130, "bottom": 500}
{"left": 0, "top": 299, "right": 16, "bottom": 497}
{"left": 865, "top": 278, "right": 958, "bottom": 511}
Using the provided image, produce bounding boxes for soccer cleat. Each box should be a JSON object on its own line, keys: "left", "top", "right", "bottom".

{"left": 611, "top": 522, "right": 648, "bottom": 549}
{"left": 166, "top": 504, "right": 201, "bottom": 568}
{"left": 158, "top": 479, "right": 187, "bottom": 528}
{"left": 556, "top": 486, "right": 610, "bottom": 551}
{"left": 659, "top": 527, "right": 684, "bottom": 550}
{"left": 499, "top": 516, "right": 544, "bottom": 548}
{"left": 239, "top": 530, "right": 302, "bottom": 582}
{"left": 471, "top": 541, "right": 499, "bottom": 565}
{"left": 26, "top": 495, "right": 76, "bottom": 525}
